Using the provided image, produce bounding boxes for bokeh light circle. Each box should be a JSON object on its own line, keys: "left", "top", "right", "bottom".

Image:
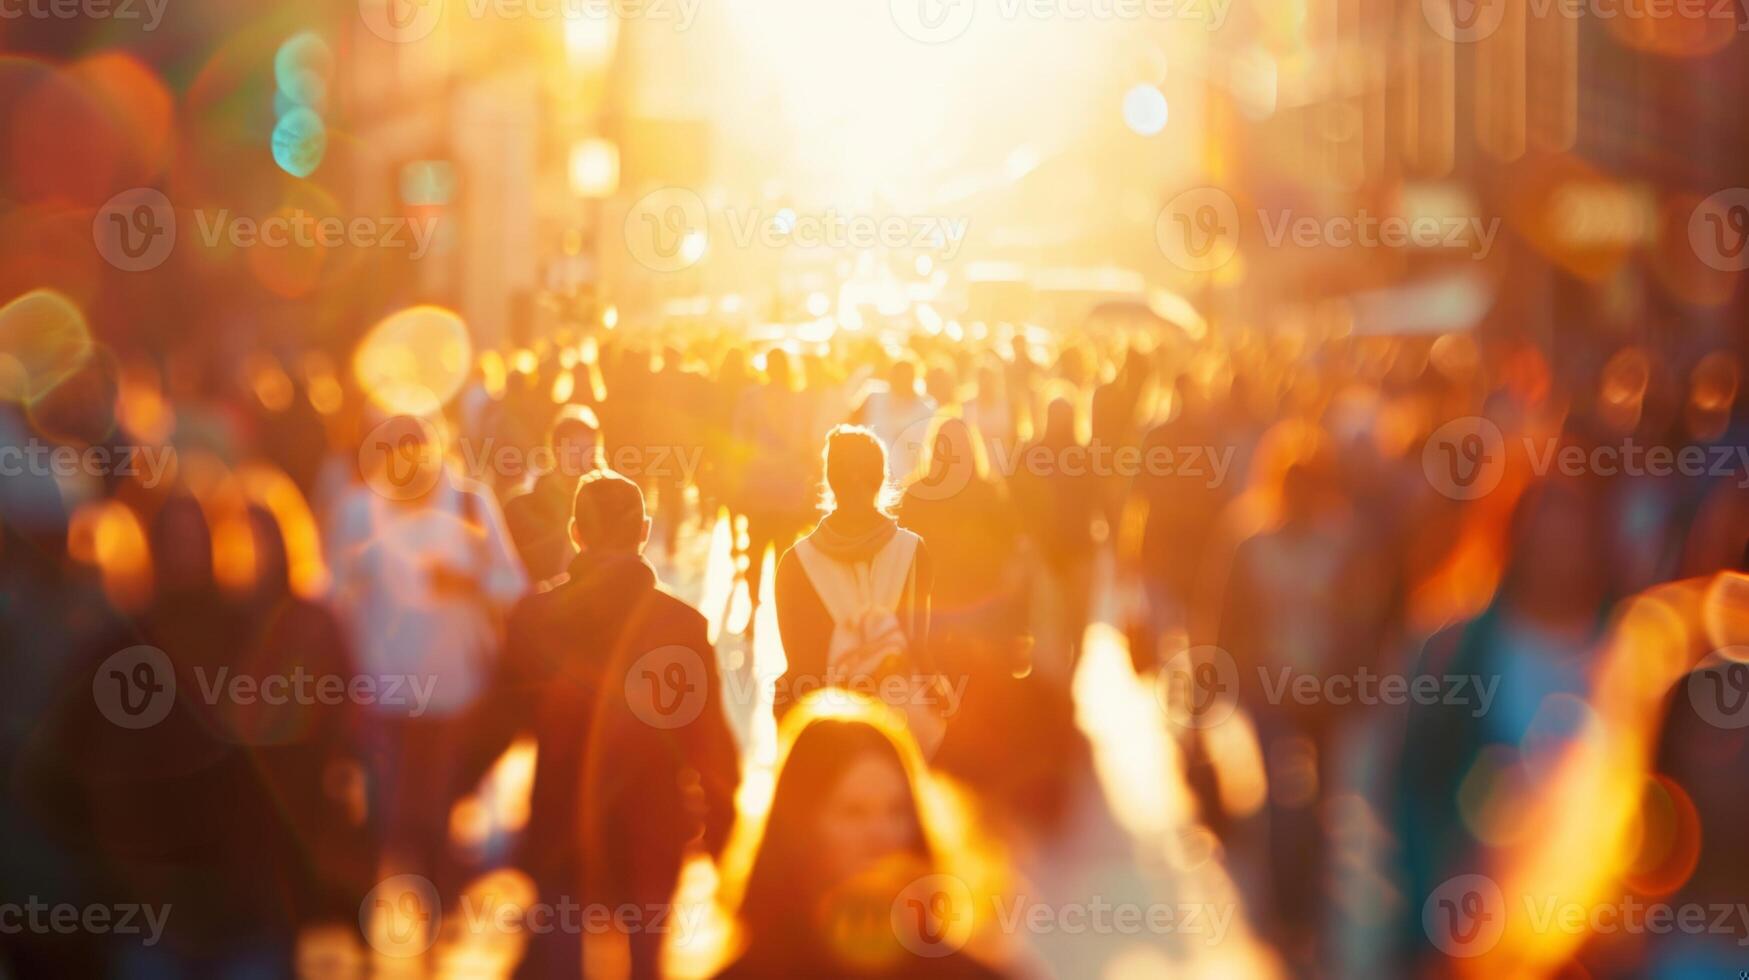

{"left": 272, "top": 106, "right": 328, "bottom": 178}
{"left": 1123, "top": 84, "right": 1169, "bottom": 136}
{"left": 0, "top": 288, "right": 94, "bottom": 405}
{"left": 353, "top": 305, "right": 473, "bottom": 415}
{"left": 274, "top": 32, "right": 334, "bottom": 108}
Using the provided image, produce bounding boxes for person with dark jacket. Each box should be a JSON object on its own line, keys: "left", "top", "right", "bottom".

{"left": 502, "top": 405, "right": 604, "bottom": 585}
{"left": 1009, "top": 397, "right": 1097, "bottom": 671}
{"left": 479, "top": 471, "right": 740, "bottom": 979}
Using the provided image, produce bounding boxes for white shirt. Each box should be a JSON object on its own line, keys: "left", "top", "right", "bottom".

{"left": 324, "top": 470, "right": 528, "bottom": 718}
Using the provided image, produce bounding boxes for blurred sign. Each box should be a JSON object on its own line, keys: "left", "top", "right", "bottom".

{"left": 1549, "top": 181, "right": 1657, "bottom": 248}
{"left": 1348, "top": 271, "right": 1494, "bottom": 335}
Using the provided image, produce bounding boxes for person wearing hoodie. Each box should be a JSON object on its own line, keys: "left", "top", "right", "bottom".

{"left": 478, "top": 471, "right": 740, "bottom": 979}
{"left": 773, "top": 426, "right": 941, "bottom": 739}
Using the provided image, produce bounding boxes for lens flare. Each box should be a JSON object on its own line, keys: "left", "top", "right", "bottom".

{"left": 1122, "top": 85, "right": 1169, "bottom": 136}
{"left": 274, "top": 32, "right": 334, "bottom": 109}
{"left": 354, "top": 305, "right": 474, "bottom": 416}
{"left": 0, "top": 289, "right": 93, "bottom": 405}
{"left": 271, "top": 106, "right": 327, "bottom": 178}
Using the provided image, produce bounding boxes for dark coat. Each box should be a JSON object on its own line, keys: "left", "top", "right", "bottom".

{"left": 483, "top": 549, "right": 740, "bottom": 978}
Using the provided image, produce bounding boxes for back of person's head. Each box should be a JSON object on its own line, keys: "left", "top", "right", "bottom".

{"left": 888, "top": 358, "right": 918, "bottom": 397}
{"left": 152, "top": 494, "right": 215, "bottom": 592}
{"left": 548, "top": 404, "right": 603, "bottom": 473}
{"left": 570, "top": 470, "right": 647, "bottom": 553}
{"left": 919, "top": 416, "right": 987, "bottom": 491}
{"left": 925, "top": 363, "right": 957, "bottom": 406}
{"left": 1278, "top": 460, "right": 1324, "bottom": 525}
{"left": 719, "top": 346, "right": 748, "bottom": 381}
{"left": 245, "top": 504, "right": 292, "bottom": 600}
{"left": 1501, "top": 477, "right": 1609, "bottom": 616}
{"left": 763, "top": 347, "right": 795, "bottom": 391}
{"left": 822, "top": 425, "right": 895, "bottom": 515}
{"left": 1043, "top": 397, "right": 1077, "bottom": 443}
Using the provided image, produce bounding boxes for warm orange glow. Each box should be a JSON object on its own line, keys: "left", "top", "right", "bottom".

{"left": 568, "top": 137, "right": 620, "bottom": 199}
{"left": 180, "top": 451, "right": 257, "bottom": 597}
{"left": 1454, "top": 572, "right": 1748, "bottom": 977}
{"left": 69, "top": 499, "right": 154, "bottom": 611}
{"left": 0, "top": 289, "right": 93, "bottom": 405}
{"left": 237, "top": 463, "right": 329, "bottom": 598}
{"left": 354, "top": 305, "right": 473, "bottom": 416}
{"left": 704, "top": 691, "right": 1011, "bottom": 977}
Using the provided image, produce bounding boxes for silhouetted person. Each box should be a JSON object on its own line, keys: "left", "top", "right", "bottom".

{"left": 1010, "top": 397, "right": 1097, "bottom": 672}
{"left": 698, "top": 346, "right": 753, "bottom": 531}
{"left": 734, "top": 349, "right": 815, "bottom": 613}
{"left": 851, "top": 357, "right": 937, "bottom": 485}
{"left": 328, "top": 411, "right": 528, "bottom": 893}
{"left": 1395, "top": 480, "right": 1614, "bottom": 974}
{"left": 504, "top": 405, "right": 604, "bottom": 584}
{"left": 483, "top": 471, "right": 740, "bottom": 979}
{"left": 774, "top": 426, "right": 935, "bottom": 733}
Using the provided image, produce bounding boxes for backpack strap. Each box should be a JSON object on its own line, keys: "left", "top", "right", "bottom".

{"left": 793, "top": 530, "right": 921, "bottom": 625}
{"left": 792, "top": 538, "right": 864, "bottom": 625}
{"left": 866, "top": 530, "right": 920, "bottom": 612}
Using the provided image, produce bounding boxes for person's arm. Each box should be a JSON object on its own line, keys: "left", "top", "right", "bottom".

{"left": 1118, "top": 427, "right": 1166, "bottom": 574}
{"left": 499, "top": 492, "right": 540, "bottom": 580}
{"left": 772, "top": 550, "right": 807, "bottom": 717}
{"left": 685, "top": 614, "right": 741, "bottom": 859}
{"left": 319, "top": 489, "right": 369, "bottom": 604}
{"left": 910, "top": 541, "right": 934, "bottom": 672}
{"left": 848, "top": 390, "right": 872, "bottom": 426}
{"left": 470, "top": 482, "right": 530, "bottom": 608}
{"left": 452, "top": 598, "right": 536, "bottom": 790}
{"left": 1214, "top": 537, "right": 1258, "bottom": 676}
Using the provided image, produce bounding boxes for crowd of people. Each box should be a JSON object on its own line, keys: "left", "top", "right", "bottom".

{"left": 3, "top": 307, "right": 1747, "bottom": 978}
